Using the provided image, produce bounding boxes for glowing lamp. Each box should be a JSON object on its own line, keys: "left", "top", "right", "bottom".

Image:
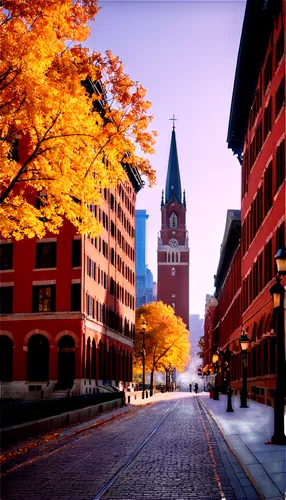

{"left": 239, "top": 331, "right": 250, "bottom": 351}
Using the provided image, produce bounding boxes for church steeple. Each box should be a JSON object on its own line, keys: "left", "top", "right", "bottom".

{"left": 165, "top": 120, "right": 182, "bottom": 204}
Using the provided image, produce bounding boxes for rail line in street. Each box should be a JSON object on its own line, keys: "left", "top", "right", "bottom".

{"left": 92, "top": 400, "right": 180, "bottom": 499}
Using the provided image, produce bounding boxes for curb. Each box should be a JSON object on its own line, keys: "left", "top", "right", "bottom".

{"left": 198, "top": 397, "right": 266, "bottom": 500}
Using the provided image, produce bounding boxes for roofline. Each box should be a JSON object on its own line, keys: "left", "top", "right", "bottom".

{"left": 214, "top": 210, "right": 241, "bottom": 293}
{"left": 227, "top": 0, "right": 282, "bottom": 155}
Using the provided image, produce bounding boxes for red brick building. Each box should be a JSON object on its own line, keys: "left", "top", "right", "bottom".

{"left": 204, "top": 0, "right": 285, "bottom": 406}
{"left": 0, "top": 134, "right": 142, "bottom": 399}
{"left": 157, "top": 124, "right": 189, "bottom": 329}
{"left": 203, "top": 211, "right": 242, "bottom": 393}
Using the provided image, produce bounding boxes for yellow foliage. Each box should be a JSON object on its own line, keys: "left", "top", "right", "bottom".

{"left": 134, "top": 302, "right": 190, "bottom": 377}
{"left": 0, "top": 1, "right": 157, "bottom": 240}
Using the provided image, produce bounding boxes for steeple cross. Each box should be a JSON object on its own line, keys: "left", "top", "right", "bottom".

{"left": 169, "top": 114, "right": 178, "bottom": 130}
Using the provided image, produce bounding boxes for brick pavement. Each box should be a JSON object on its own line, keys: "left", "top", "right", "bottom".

{"left": 1, "top": 393, "right": 260, "bottom": 500}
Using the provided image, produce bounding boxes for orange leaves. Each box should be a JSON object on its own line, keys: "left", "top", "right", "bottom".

{"left": 134, "top": 302, "right": 190, "bottom": 375}
{"left": 0, "top": 0, "right": 157, "bottom": 240}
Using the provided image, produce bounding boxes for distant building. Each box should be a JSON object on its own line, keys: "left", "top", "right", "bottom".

{"left": 135, "top": 210, "right": 149, "bottom": 307}
{"left": 135, "top": 210, "right": 155, "bottom": 307}
{"left": 203, "top": 210, "right": 241, "bottom": 393}
{"left": 152, "top": 282, "right": 157, "bottom": 301}
{"left": 188, "top": 314, "right": 204, "bottom": 389}
{"left": 157, "top": 122, "right": 190, "bottom": 329}
{"left": 146, "top": 268, "right": 154, "bottom": 304}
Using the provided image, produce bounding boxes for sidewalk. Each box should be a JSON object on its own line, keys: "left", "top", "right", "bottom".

{"left": 199, "top": 393, "right": 286, "bottom": 499}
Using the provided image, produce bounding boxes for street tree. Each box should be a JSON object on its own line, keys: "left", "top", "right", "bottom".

{"left": 134, "top": 302, "right": 190, "bottom": 393}
{"left": 0, "top": 0, "right": 156, "bottom": 240}
{"left": 197, "top": 335, "right": 205, "bottom": 358}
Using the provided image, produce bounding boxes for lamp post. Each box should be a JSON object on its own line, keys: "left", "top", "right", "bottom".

{"left": 239, "top": 331, "right": 251, "bottom": 408}
{"left": 212, "top": 353, "right": 219, "bottom": 400}
{"left": 141, "top": 319, "right": 147, "bottom": 400}
{"left": 269, "top": 244, "right": 286, "bottom": 445}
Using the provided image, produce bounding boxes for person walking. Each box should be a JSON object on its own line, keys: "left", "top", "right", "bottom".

{"left": 194, "top": 383, "right": 199, "bottom": 394}
{"left": 189, "top": 383, "right": 192, "bottom": 393}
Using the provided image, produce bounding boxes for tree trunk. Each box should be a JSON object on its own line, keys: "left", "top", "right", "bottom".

{"left": 150, "top": 369, "right": 154, "bottom": 396}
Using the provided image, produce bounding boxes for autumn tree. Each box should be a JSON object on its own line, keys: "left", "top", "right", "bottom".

{"left": 0, "top": 0, "right": 156, "bottom": 240}
{"left": 134, "top": 302, "right": 190, "bottom": 393}
{"left": 197, "top": 335, "right": 205, "bottom": 359}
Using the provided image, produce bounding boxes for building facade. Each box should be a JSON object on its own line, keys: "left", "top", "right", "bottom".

{"left": 203, "top": 211, "right": 242, "bottom": 394}
{"left": 135, "top": 210, "right": 149, "bottom": 307}
{"left": 0, "top": 134, "right": 142, "bottom": 399}
{"left": 204, "top": 0, "right": 285, "bottom": 406}
{"left": 157, "top": 124, "right": 189, "bottom": 329}
{"left": 187, "top": 314, "right": 204, "bottom": 391}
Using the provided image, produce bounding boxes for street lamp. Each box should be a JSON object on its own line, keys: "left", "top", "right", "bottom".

{"left": 212, "top": 353, "right": 219, "bottom": 400}
{"left": 141, "top": 319, "right": 147, "bottom": 400}
{"left": 239, "top": 330, "right": 250, "bottom": 408}
{"left": 269, "top": 244, "right": 286, "bottom": 445}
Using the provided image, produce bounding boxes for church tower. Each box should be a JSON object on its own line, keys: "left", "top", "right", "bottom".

{"left": 157, "top": 120, "right": 190, "bottom": 330}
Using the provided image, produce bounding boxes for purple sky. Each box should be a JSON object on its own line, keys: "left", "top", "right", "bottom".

{"left": 88, "top": 0, "right": 246, "bottom": 317}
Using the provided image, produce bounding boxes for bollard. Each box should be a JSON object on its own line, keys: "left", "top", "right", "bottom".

{"left": 226, "top": 385, "right": 234, "bottom": 412}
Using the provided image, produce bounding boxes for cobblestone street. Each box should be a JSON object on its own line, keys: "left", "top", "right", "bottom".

{"left": 1, "top": 394, "right": 257, "bottom": 499}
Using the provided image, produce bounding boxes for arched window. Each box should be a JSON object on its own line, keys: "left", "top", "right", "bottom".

{"left": 169, "top": 212, "right": 177, "bottom": 228}
{"left": 27, "top": 334, "right": 49, "bottom": 382}
{"left": 171, "top": 267, "right": 176, "bottom": 276}
{"left": 0, "top": 336, "right": 13, "bottom": 381}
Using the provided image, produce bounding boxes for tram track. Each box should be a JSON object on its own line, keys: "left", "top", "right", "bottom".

{"left": 92, "top": 400, "right": 180, "bottom": 499}
{"left": 3, "top": 398, "right": 244, "bottom": 500}
{"left": 0, "top": 405, "right": 142, "bottom": 477}
{"left": 90, "top": 396, "right": 231, "bottom": 500}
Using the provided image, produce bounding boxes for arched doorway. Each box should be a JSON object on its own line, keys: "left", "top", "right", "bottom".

{"left": 0, "top": 336, "right": 13, "bottom": 381}
{"left": 57, "top": 335, "right": 75, "bottom": 389}
{"left": 86, "top": 337, "right": 91, "bottom": 380}
{"left": 91, "top": 339, "right": 96, "bottom": 380}
{"left": 27, "top": 334, "right": 49, "bottom": 381}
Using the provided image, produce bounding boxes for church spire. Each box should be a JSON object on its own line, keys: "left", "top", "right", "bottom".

{"left": 165, "top": 118, "right": 182, "bottom": 204}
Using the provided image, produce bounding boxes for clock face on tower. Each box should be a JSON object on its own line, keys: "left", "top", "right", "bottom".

{"left": 169, "top": 238, "right": 178, "bottom": 248}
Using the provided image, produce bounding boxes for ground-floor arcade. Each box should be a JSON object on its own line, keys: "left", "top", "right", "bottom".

{"left": 0, "top": 316, "right": 133, "bottom": 400}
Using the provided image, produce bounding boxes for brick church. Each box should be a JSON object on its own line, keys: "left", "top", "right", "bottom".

{"left": 157, "top": 121, "right": 190, "bottom": 330}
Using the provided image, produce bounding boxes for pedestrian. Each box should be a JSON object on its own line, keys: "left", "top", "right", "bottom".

{"left": 194, "top": 383, "right": 198, "bottom": 394}
{"left": 189, "top": 383, "right": 192, "bottom": 393}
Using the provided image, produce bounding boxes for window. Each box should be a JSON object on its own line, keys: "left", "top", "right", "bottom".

{"left": 111, "top": 221, "right": 115, "bottom": 237}
{"left": 10, "top": 138, "right": 19, "bottom": 162}
{"left": 263, "top": 161, "right": 273, "bottom": 216}
{"left": 72, "top": 240, "right": 81, "bottom": 267}
{"left": 276, "top": 223, "right": 285, "bottom": 255}
{"left": 264, "top": 50, "right": 272, "bottom": 93}
{"left": 71, "top": 283, "right": 81, "bottom": 311}
{"left": 33, "top": 285, "right": 56, "bottom": 312}
{"left": 36, "top": 242, "right": 56, "bottom": 268}
{"left": 86, "top": 294, "right": 94, "bottom": 317}
{"left": 0, "top": 286, "right": 13, "bottom": 314}
{"left": 275, "top": 77, "right": 285, "bottom": 117}
{"left": 110, "top": 193, "right": 115, "bottom": 211}
{"left": 276, "top": 28, "right": 284, "bottom": 67}
{"left": 264, "top": 240, "right": 272, "bottom": 286}
{"left": 275, "top": 140, "right": 285, "bottom": 192}
{"left": 171, "top": 267, "right": 175, "bottom": 276}
{"left": 0, "top": 243, "right": 13, "bottom": 270}
{"left": 264, "top": 98, "right": 272, "bottom": 140}
{"left": 110, "top": 277, "right": 115, "bottom": 295}
{"left": 169, "top": 212, "right": 177, "bottom": 228}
